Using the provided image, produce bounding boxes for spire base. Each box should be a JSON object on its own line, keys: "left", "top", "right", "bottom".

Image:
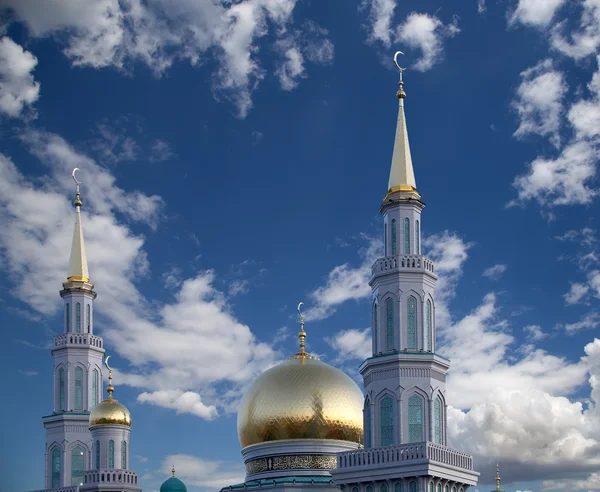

{"left": 383, "top": 185, "right": 421, "bottom": 202}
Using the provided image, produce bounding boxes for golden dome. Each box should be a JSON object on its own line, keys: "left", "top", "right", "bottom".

{"left": 237, "top": 356, "right": 364, "bottom": 448}
{"left": 90, "top": 397, "right": 131, "bottom": 427}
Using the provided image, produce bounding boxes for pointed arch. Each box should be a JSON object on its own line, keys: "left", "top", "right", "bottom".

{"left": 437, "top": 484, "right": 442, "bottom": 492}
{"left": 434, "top": 396, "right": 442, "bottom": 444}
{"left": 74, "top": 366, "right": 84, "bottom": 410}
{"left": 415, "top": 220, "right": 420, "bottom": 254}
{"left": 404, "top": 218, "right": 410, "bottom": 254}
{"left": 86, "top": 304, "right": 91, "bottom": 333}
{"left": 426, "top": 299, "right": 432, "bottom": 352}
{"left": 395, "top": 483, "right": 403, "bottom": 492}
{"left": 372, "top": 300, "right": 379, "bottom": 354}
{"left": 407, "top": 296, "right": 417, "bottom": 349}
{"left": 381, "top": 483, "right": 388, "bottom": 492}
{"left": 367, "top": 485, "right": 374, "bottom": 492}
{"left": 58, "top": 367, "right": 65, "bottom": 411}
{"left": 51, "top": 446, "right": 61, "bottom": 488}
{"left": 71, "top": 445, "right": 85, "bottom": 486}
{"left": 65, "top": 303, "right": 70, "bottom": 332}
{"left": 429, "top": 482, "right": 434, "bottom": 492}
{"left": 408, "top": 393, "right": 424, "bottom": 442}
{"left": 391, "top": 219, "right": 397, "bottom": 255}
{"left": 75, "top": 302, "right": 81, "bottom": 333}
{"left": 364, "top": 397, "right": 372, "bottom": 448}
{"left": 92, "top": 369, "right": 99, "bottom": 408}
{"left": 121, "top": 440, "right": 127, "bottom": 469}
{"left": 385, "top": 298, "right": 394, "bottom": 351}
{"left": 380, "top": 395, "right": 394, "bottom": 446}
{"left": 409, "top": 482, "right": 417, "bottom": 492}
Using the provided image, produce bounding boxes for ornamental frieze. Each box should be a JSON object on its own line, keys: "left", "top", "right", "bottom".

{"left": 246, "top": 454, "right": 337, "bottom": 474}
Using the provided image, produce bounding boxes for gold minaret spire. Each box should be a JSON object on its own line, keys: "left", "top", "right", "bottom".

{"left": 172, "top": 465, "right": 176, "bottom": 478}
{"left": 289, "top": 302, "right": 318, "bottom": 360}
{"left": 66, "top": 168, "right": 90, "bottom": 283}
{"left": 105, "top": 355, "right": 115, "bottom": 400}
{"left": 496, "top": 463, "right": 501, "bottom": 491}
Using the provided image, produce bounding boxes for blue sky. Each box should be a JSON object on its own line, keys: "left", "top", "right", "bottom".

{"left": 0, "top": 1, "right": 599, "bottom": 491}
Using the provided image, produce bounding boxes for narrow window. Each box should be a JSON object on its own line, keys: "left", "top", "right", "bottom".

{"left": 122, "top": 441, "right": 127, "bottom": 469}
{"left": 395, "top": 484, "right": 403, "bottom": 492}
{"left": 92, "top": 370, "right": 99, "bottom": 408}
{"left": 426, "top": 300, "right": 432, "bottom": 352}
{"left": 407, "top": 296, "right": 417, "bottom": 349}
{"left": 452, "top": 488, "right": 457, "bottom": 492}
{"left": 385, "top": 298, "right": 394, "bottom": 351}
{"left": 434, "top": 397, "right": 442, "bottom": 444}
{"left": 445, "top": 486, "right": 449, "bottom": 492}
{"left": 75, "top": 302, "right": 81, "bottom": 333}
{"left": 59, "top": 368, "right": 65, "bottom": 411}
{"left": 86, "top": 304, "right": 91, "bottom": 333}
{"left": 429, "top": 483, "right": 434, "bottom": 492}
{"left": 384, "top": 224, "right": 387, "bottom": 256}
{"left": 391, "top": 219, "right": 397, "bottom": 255}
{"left": 408, "top": 394, "right": 423, "bottom": 443}
{"left": 71, "top": 445, "right": 85, "bottom": 486}
{"left": 415, "top": 220, "right": 420, "bottom": 254}
{"left": 367, "top": 486, "right": 374, "bottom": 492}
{"left": 352, "top": 488, "right": 359, "bottom": 492}
{"left": 364, "top": 398, "right": 372, "bottom": 448}
{"left": 52, "top": 448, "right": 61, "bottom": 488}
{"left": 65, "top": 303, "right": 70, "bottom": 331}
{"left": 373, "top": 302, "right": 378, "bottom": 354}
{"left": 380, "top": 396, "right": 394, "bottom": 446}
{"left": 381, "top": 484, "right": 388, "bottom": 492}
{"left": 108, "top": 440, "right": 114, "bottom": 469}
{"left": 409, "top": 482, "right": 417, "bottom": 492}
{"left": 404, "top": 218, "right": 410, "bottom": 254}
{"left": 74, "top": 367, "right": 83, "bottom": 411}
{"left": 95, "top": 441, "right": 100, "bottom": 469}
{"left": 437, "top": 485, "right": 442, "bottom": 492}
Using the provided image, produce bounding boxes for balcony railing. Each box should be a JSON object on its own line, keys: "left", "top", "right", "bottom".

{"left": 84, "top": 469, "right": 138, "bottom": 486}
{"left": 337, "top": 442, "right": 473, "bottom": 471}
{"left": 371, "top": 255, "right": 435, "bottom": 278}
{"left": 54, "top": 333, "right": 103, "bottom": 348}
{"left": 30, "top": 487, "right": 78, "bottom": 492}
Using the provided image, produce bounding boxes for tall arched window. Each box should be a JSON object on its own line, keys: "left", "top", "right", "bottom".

{"left": 415, "top": 220, "right": 420, "bottom": 254}
{"left": 352, "top": 488, "right": 359, "bottom": 492}
{"left": 391, "top": 219, "right": 397, "bottom": 255}
{"left": 429, "top": 483, "right": 434, "bottom": 492}
{"left": 65, "top": 303, "right": 70, "bottom": 331}
{"left": 71, "top": 445, "right": 84, "bottom": 486}
{"left": 404, "top": 218, "right": 410, "bottom": 254}
{"left": 407, "top": 296, "right": 417, "bottom": 349}
{"left": 373, "top": 302, "right": 378, "bottom": 354}
{"left": 92, "top": 370, "right": 99, "bottom": 408}
{"left": 445, "top": 486, "right": 449, "bottom": 492}
{"left": 408, "top": 394, "right": 423, "bottom": 442}
{"left": 409, "top": 482, "right": 417, "bottom": 492}
{"left": 395, "top": 483, "right": 403, "bottom": 492}
{"left": 58, "top": 368, "right": 65, "bottom": 411}
{"left": 434, "top": 396, "right": 442, "bottom": 444}
{"left": 380, "top": 396, "right": 394, "bottom": 446}
{"left": 108, "top": 440, "right": 114, "bottom": 468}
{"left": 426, "top": 300, "right": 432, "bottom": 352}
{"left": 364, "top": 398, "right": 372, "bottom": 448}
{"left": 452, "top": 487, "right": 457, "bottom": 492}
{"left": 75, "top": 302, "right": 81, "bottom": 333}
{"left": 437, "top": 485, "right": 442, "bottom": 492}
{"left": 95, "top": 440, "right": 100, "bottom": 469}
{"left": 51, "top": 447, "right": 61, "bottom": 488}
{"left": 74, "top": 367, "right": 83, "bottom": 411}
{"left": 367, "top": 485, "right": 374, "bottom": 492}
{"left": 86, "top": 304, "right": 91, "bottom": 333}
{"left": 385, "top": 298, "right": 394, "bottom": 351}
{"left": 381, "top": 484, "right": 388, "bottom": 492}
{"left": 384, "top": 224, "right": 387, "bottom": 256}
{"left": 122, "top": 441, "right": 127, "bottom": 469}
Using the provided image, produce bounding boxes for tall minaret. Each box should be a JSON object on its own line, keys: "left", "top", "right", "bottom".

{"left": 41, "top": 169, "right": 105, "bottom": 490}
{"left": 331, "top": 54, "right": 479, "bottom": 492}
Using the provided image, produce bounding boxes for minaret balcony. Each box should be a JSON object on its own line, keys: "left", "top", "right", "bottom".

{"left": 83, "top": 469, "right": 138, "bottom": 487}
{"left": 53, "top": 333, "right": 104, "bottom": 349}
{"left": 371, "top": 254, "right": 436, "bottom": 280}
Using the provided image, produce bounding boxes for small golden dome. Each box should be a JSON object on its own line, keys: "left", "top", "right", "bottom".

{"left": 237, "top": 357, "right": 364, "bottom": 448}
{"left": 90, "top": 398, "right": 131, "bottom": 427}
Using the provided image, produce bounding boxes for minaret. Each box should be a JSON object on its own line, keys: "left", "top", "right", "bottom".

{"left": 41, "top": 169, "right": 105, "bottom": 490}
{"left": 331, "top": 53, "right": 479, "bottom": 492}
{"left": 491, "top": 464, "right": 505, "bottom": 492}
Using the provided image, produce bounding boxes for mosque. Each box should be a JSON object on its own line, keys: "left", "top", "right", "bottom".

{"left": 30, "top": 59, "right": 506, "bottom": 492}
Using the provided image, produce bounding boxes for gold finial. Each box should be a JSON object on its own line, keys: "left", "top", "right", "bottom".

{"left": 104, "top": 356, "right": 114, "bottom": 399}
{"left": 72, "top": 168, "right": 82, "bottom": 207}
{"left": 172, "top": 465, "right": 175, "bottom": 478}
{"left": 297, "top": 302, "right": 306, "bottom": 355}
{"left": 496, "top": 462, "right": 501, "bottom": 490}
{"left": 394, "top": 51, "right": 406, "bottom": 99}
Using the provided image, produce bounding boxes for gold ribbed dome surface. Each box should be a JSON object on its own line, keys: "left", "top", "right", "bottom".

{"left": 237, "top": 357, "right": 364, "bottom": 448}
{"left": 90, "top": 398, "right": 131, "bottom": 427}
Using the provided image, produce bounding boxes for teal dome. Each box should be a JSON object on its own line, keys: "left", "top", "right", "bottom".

{"left": 160, "top": 477, "right": 187, "bottom": 492}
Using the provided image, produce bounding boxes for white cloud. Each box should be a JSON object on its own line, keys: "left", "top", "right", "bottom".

{"left": 509, "top": 0, "right": 567, "bottom": 27}
{"left": 524, "top": 324, "right": 546, "bottom": 342}
{"left": 478, "top": 0, "right": 486, "bottom": 14}
{"left": 560, "top": 311, "right": 600, "bottom": 333}
{"left": 567, "top": 54, "right": 600, "bottom": 140}
{"left": 18, "top": 370, "right": 39, "bottom": 376}
{"left": 149, "top": 139, "right": 175, "bottom": 162}
{"left": 555, "top": 227, "right": 597, "bottom": 248}
{"left": 275, "top": 46, "right": 305, "bottom": 91}
{"left": 482, "top": 264, "right": 508, "bottom": 280}
{"left": 565, "top": 283, "right": 590, "bottom": 305}
{"left": 551, "top": 0, "right": 600, "bottom": 59}
{"left": 161, "top": 455, "right": 245, "bottom": 490}
{"left": 228, "top": 279, "right": 249, "bottom": 297}
{"left": 326, "top": 328, "right": 371, "bottom": 362}
{"left": 361, "top": 0, "right": 396, "bottom": 46}
{"left": 512, "top": 59, "right": 565, "bottom": 147}
{"left": 138, "top": 390, "right": 218, "bottom": 419}
{"left": 1, "top": 0, "right": 333, "bottom": 118}
{"left": 0, "top": 36, "right": 40, "bottom": 117}
{"left": 396, "top": 13, "right": 460, "bottom": 72}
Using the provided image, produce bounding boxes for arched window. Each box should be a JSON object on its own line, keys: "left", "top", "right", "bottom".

{"left": 74, "top": 367, "right": 83, "bottom": 411}
{"left": 404, "top": 218, "right": 410, "bottom": 254}
{"left": 92, "top": 370, "right": 99, "bottom": 408}
{"left": 415, "top": 220, "right": 420, "bottom": 254}
{"left": 429, "top": 483, "right": 434, "bottom": 492}
{"left": 408, "top": 394, "right": 423, "bottom": 442}
{"left": 364, "top": 398, "right": 372, "bottom": 448}
{"left": 122, "top": 441, "right": 127, "bottom": 469}
{"left": 395, "top": 483, "right": 403, "bottom": 492}
{"left": 437, "top": 485, "right": 442, "bottom": 492}
{"left": 59, "top": 368, "right": 65, "bottom": 411}
{"left": 65, "top": 303, "right": 70, "bottom": 331}
{"left": 373, "top": 302, "right": 378, "bottom": 354}
{"left": 52, "top": 447, "right": 61, "bottom": 488}
{"left": 452, "top": 488, "right": 457, "bottom": 492}
{"left": 75, "top": 302, "right": 81, "bottom": 333}
{"left": 385, "top": 298, "right": 394, "bottom": 351}
{"left": 86, "top": 304, "right": 91, "bottom": 333}
{"left": 71, "top": 445, "right": 84, "bottom": 486}
{"left": 407, "top": 296, "right": 417, "bottom": 349}
{"left": 367, "top": 485, "right": 374, "bottom": 492}
{"left": 426, "top": 300, "right": 432, "bottom": 352}
{"left": 391, "top": 219, "right": 397, "bottom": 255}
{"left": 381, "top": 484, "right": 388, "bottom": 492}
{"left": 445, "top": 486, "right": 449, "bottom": 492}
{"left": 384, "top": 224, "right": 387, "bottom": 256}
{"left": 108, "top": 440, "right": 114, "bottom": 469}
{"left": 380, "top": 396, "right": 394, "bottom": 446}
{"left": 95, "top": 440, "right": 100, "bottom": 469}
{"left": 434, "top": 396, "right": 442, "bottom": 444}
{"left": 409, "top": 482, "right": 417, "bottom": 492}
{"left": 352, "top": 488, "right": 359, "bottom": 492}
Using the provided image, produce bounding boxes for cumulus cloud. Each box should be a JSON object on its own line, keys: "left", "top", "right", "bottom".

{"left": 228, "top": 279, "right": 249, "bottom": 297}
{"left": 326, "top": 328, "right": 371, "bottom": 362}
{"left": 0, "top": 36, "right": 40, "bottom": 117}
{"left": 477, "top": 0, "right": 486, "bottom": 14}
{"left": 565, "top": 283, "right": 590, "bottom": 305}
{"left": 361, "top": 0, "right": 396, "bottom": 46}
{"left": 482, "top": 264, "right": 507, "bottom": 280}
{"left": 509, "top": 0, "right": 567, "bottom": 27}
{"left": 1, "top": 0, "right": 333, "bottom": 117}
{"left": 138, "top": 390, "right": 218, "bottom": 419}
{"left": 559, "top": 311, "right": 600, "bottom": 334}
{"left": 551, "top": 0, "right": 600, "bottom": 59}
{"left": 149, "top": 139, "right": 175, "bottom": 163}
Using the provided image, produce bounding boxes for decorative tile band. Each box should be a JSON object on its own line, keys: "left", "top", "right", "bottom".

{"left": 246, "top": 455, "right": 337, "bottom": 475}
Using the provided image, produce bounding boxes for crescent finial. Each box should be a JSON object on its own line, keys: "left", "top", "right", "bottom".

{"left": 104, "top": 355, "right": 112, "bottom": 371}
{"left": 297, "top": 302, "right": 304, "bottom": 321}
{"left": 72, "top": 168, "right": 82, "bottom": 185}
